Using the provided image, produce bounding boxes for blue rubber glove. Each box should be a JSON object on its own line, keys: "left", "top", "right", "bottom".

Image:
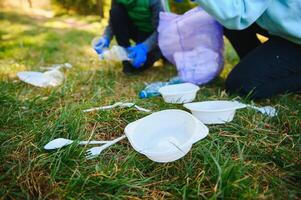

{"left": 127, "top": 43, "right": 148, "bottom": 68}
{"left": 174, "top": 0, "right": 184, "bottom": 2}
{"left": 93, "top": 37, "right": 110, "bottom": 54}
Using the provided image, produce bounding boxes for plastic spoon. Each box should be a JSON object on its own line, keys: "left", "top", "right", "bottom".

{"left": 44, "top": 138, "right": 109, "bottom": 150}
{"left": 83, "top": 102, "right": 123, "bottom": 112}
{"left": 246, "top": 105, "right": 277, "bottom": 117}
{"left": 119, "top": 103, "right": 151, "bottom": 113}
{"left": 83, "top": 102, "right": 151, "bottom": 113}
{"left": 233, "top": 101, "right": 277, "bottom": 117}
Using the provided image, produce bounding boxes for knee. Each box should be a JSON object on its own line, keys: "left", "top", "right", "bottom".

{"left": 225, "top": 70, "right": 260, "bottom": 99}
{"left": 225, "top": 69, "right": 244, "bottom": 94}
{"left": 223, "top": 27, "right": 233, "bottom": 39}
{"left": 110, "top": 4, "right": 125, "bottom": 20}
{"left": 223, "top": 27, "right": 239, "bottom": 43}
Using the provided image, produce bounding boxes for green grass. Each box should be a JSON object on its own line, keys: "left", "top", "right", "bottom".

{"left": 1, "top": 9, "right": 301, "bottom": 199}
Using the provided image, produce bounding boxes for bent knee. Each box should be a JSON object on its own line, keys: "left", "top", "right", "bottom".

{"left": 110, "top": 4, "right": 125, "bottom": 18}
{"left": 226, "top": 74, "right": 263, "bottom": 99}
{"left": 225, "top": 71, "right": 244, "bottom": 94}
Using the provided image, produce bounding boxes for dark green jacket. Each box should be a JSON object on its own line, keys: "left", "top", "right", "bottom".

{"left": 117, "top": 0, "right": 153, "bottom": 32}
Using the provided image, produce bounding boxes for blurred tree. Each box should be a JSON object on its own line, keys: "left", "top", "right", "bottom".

{"left": 27, "top": 0, "right": 32, "bottom": 7}
{"left": 51, "top": 0, "right": 103, "bottom": 15}
{"left": 50, "top": 0, "right": 194, "bottom": 16}
{"left": 96, "top": 0, "right": 104, "bottom": 17}
{"left": 169, "top": 0, "right": 196, "bottom": 14}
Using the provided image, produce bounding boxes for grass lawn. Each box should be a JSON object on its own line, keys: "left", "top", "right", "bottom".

{"left": 1, "top": 9, "right": 301, "bottom": 199}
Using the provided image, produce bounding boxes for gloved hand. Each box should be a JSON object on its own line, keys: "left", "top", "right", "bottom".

{"left": 127, "top": 43, "right": 148, "bottom": 68}
{"left": 93, "top": 37, "right": 110, "bottom": 54}
{"left": 174, "top": 0, "right": 184, "bottom": 2}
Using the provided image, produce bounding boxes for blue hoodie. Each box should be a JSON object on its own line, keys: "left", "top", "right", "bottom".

{"left": 194, "top": 0, "right": 301, "bottom": 45}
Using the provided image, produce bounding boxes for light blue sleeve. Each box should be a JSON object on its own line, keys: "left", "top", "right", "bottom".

{"left": 195, "top": 0, "right": 271, "bottom": 29}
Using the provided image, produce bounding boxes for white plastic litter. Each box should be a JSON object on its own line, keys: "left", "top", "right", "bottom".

{"left": 184, "top": 101, "right": 246, "bottom": 125}
{"left": 125, "top": 109, "right": 209, "bottom": 163}
{"left": 17, "top": 69, "right": 64, "bottom": 87}
{"left": 39, "top": 63, "right": 72, "bottom": 70}
{"left": 158, "top": 83, "right": 200, "bottom": 104}
{"left": 241, "top": 103, "right": 277, "bottom": 117}
{"left": 91, "top": 36, "right": 131, "bottom": 62}
{"left": 100, "top": 45, "right": 131, "bottom": 62}
{"left": 85, "top": 135, "right": 127, "bottom": 159}
{"left": 43, "top": 136, "right": 125, "bottom": 160}
{"left": 184, "top": 100, "right": 278, "bottom": 125}
{"left": 17, "top": 63, "right": 72, "bottom": 88}
{"left": 83, "top": 102, "right": 151, "bottom": 113}
{"left": 44, "top": 138, "right": 109, "bottom": 150}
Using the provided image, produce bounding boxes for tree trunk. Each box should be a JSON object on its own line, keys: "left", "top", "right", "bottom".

{"left": 97, "top": 0, "right": 104, "bottom": 18}
{"left": 27, "top": 0, "right": 32, "bottom": 8}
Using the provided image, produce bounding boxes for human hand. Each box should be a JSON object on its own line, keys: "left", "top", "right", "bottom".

{"left": 127, "top": 43, "right": 148, "bottom": 68}
{"left": 93, "top": 37, "right": 110, "bottom": 54}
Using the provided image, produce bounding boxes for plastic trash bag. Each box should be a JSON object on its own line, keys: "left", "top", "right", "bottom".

{"left": 18, "top": 69, "right": 64, "bottom": 87}
{"left": 174, "top": 47, "right": 221, "bottom": 85}
{"left": 158, "top": 7, "right": 224, "bottom": 85}
{"left": 17, "top": 63, "right": 72, "bottom": 88}
{"left": 101, "top": 45, "right": 131, "bottom": 62}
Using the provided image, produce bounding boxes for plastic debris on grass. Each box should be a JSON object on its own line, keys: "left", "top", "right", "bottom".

{"left": 83, "top": 102, "right": 151, "bottom": 113}
{"left": 17, "top": 63, "right": 72, "bottom": 88}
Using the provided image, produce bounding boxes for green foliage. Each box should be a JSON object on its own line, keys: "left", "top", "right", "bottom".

{"left": 169, "top": 0, "right": 197, "bottom": 14}
{"left": 51, "top": 0, "right": 101, "bottom": 15}
{"left": 51, "top": 0, "right": 195, "bottom": 16}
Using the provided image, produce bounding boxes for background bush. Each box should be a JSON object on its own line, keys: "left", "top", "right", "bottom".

{"left": 51, "top": 0, "right": 103, "bottom": 15}
{"left": 169, "top": 0, "right": 196, "bottom": 14}
{"left": 51, "top": 0, "right": 195, "bottom": 16}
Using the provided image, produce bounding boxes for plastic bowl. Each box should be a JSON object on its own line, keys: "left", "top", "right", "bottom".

{"left": 159, "top": 83, "right": 200, "bottom": 104}
{"left": 183, "top": 101, "right": 246, "bottom": 124}
{"left": 125, "top": 109, "right": 209, "bottom": 163}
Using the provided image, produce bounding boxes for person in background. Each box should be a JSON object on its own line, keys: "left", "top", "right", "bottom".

{"left": 94, "top": 0, "right": 163, "bottom": 75}
{"left": 186, "top": 0, "right": 301, "bottom": 99}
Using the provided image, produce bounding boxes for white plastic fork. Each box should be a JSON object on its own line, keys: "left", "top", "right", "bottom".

{"left": 233, "top": 101, "right": 277, "bottom": 117}
{"left": 44, "top": 138, "right": 110, "bottom": 150}
{"left": 85, "top": 135, "right": 127, "bottom": 159}
{"left": 83, "top": 102, "right": 151, "bottom": 113}
{"left": 246, "top": 105, "right": 277, "bottom": 117}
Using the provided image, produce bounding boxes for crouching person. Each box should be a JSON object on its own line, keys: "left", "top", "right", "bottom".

{"left": 94, "top": 0, "right": 163, "bottom": 75}
{"left": 180, "top": 0, "right": 301, "bottom": 99}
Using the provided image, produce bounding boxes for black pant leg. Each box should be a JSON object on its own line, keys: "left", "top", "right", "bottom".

{"left": 109, "top": 3, "right": 161, "bottom": 73}
{"left": 224, "top": 24, "right": 270, "bottom": 59}
{"left": 110, "top": 3, "right": 133, "bottom": 47}
{"left": 225, "top": 37, "right": 301, "bottom": 99}
{"left": 110, "top": 3, "right": 149, "bottom": 48}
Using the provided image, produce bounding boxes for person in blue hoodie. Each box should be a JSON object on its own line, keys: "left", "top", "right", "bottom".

{"left": 185, "top": 0, "right": 301, "bottom": 99}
